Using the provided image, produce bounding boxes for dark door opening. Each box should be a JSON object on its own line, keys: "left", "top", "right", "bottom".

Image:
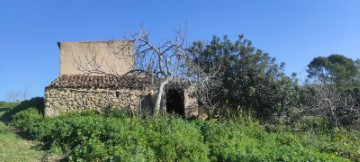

{"left": 166, "top": 89, "right": 185, "bottom": 116}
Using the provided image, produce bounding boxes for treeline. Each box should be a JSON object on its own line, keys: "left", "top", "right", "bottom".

{"left": 189, "top": 35, "right": 360, "bottom": 128}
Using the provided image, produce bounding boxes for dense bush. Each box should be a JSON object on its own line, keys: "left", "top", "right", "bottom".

{"left": 189, "top": 35, "right": 300, "bottom": 122}
{"left": 11, "top": 107, "right": 43, "bottom": 130}
{"left": 7, "top": 107, "right": 360, "bottom": 161}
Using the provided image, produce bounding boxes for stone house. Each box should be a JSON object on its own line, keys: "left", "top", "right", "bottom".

{"left": 44, "top": 40, "right": 198, "bottom": 117}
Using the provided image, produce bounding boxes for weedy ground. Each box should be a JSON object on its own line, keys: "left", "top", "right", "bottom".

{"left": 1, "top": 98, "right": 360, "bottom": 161}
{"left": 0, "top": 107, "right": 43, "bottom": 162}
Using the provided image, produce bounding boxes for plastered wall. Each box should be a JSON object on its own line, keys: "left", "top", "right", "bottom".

{"left": 59, "top": 41, "right": 134, "bottom": 76}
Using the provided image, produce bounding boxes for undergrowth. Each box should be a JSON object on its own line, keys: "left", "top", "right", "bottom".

{"left": 0, "top": 100, "right": 43, "bottom": 161}
{"left": 4, "top": 98, "right": 360, "bottom": 161}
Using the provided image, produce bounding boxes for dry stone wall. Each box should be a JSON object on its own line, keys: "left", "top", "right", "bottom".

{"left": 183, "top": 87, "right": 198, "bottom": 117}
{"left": 45, "top": 87, "right": 151, "bottom": 116}
{"left": 44, "top": 75, "right": 199, "bottom": 117}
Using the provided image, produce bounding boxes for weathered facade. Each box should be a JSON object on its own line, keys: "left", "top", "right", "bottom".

{"left": 45, "top": 40, "right": 198, "bottom": 117}
{"left": 45, "top": 75, "right": 154, "bottom": 116}
{"left": 58, "top": 40, "right": 134, "bottom": 76}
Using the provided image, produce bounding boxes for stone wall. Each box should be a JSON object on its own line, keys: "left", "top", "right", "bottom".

{"left": 183, "top": 86, "right": 198, "bottom": 117}
{"left": 45, "top": 86, "right": 198, "bottom": 117}
{"left": 45, "top": 87, "right": 152, "bottom": 116}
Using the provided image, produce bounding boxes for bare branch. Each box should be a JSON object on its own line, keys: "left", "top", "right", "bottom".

{"left": 72, "top": 24, "right": 222, "bottom": 116}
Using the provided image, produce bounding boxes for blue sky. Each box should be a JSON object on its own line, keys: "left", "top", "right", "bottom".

{"left": 1, "top": 0, "right": 360, "bottom": 100}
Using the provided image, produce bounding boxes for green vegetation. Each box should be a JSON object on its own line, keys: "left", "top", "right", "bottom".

{"left": 303, "top": 55, "right": 360, "bottom": 128}
{"left": 1, "top": 34, "right": 359, "bottom": 161}
{"left": 307, "top": 54, "right": 359, "bottom": 86}
{"left": 189, "top": 35, "right": 300, "bottom": 121}
{"left": 189, "top": 35, "right": 360, "bottom": 128}
{"left": 1, "top": 97, "right": 44, "bottom": 122}
{"left": 4, "top": 98, "right": 360, "bottom": 161}
{"left": 0, "top": 104, "right": 43, "bottom": 162}
{"left": 0, "top": 101, "right": 19, "bottom": 109}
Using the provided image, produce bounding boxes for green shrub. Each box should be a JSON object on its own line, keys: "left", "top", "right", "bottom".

{"left": 10, "top": 110, "right": 208, "bottom": 161}
{"left": 11, "top": 107, "right": 43, "bottom": 129}
{"left": 295, "top": 116, "right": 330, "bottom": 133}
{"left": 7, "top": 107, "right": 359, "bottom": 161}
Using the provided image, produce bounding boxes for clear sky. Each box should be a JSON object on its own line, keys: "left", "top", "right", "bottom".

{"left": 1, "top": 0, "right": 360, "bottom": 100}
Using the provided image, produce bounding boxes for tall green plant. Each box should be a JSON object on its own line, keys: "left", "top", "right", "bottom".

{"left": 189, "top": 35, "right": 300, "bottom": 121}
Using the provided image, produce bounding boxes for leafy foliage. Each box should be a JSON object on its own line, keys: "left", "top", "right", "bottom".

{"left": 11, "top": 110, "right": 209, "bottom": 161}
{"left": 307, "top": 54, "right": 359, "bottom": 86}
{"left": 7, "top": 106, "right": 360, "bottom": 161}
{"left": 189, "top": 35, "right": 300, "bottom": 121}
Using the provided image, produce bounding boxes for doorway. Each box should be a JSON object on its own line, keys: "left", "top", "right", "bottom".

{"left": 166, "top": 89, "right": 185, "bottom": 116}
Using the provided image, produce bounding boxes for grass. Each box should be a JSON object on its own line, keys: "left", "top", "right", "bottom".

{"left": 0, "top": 107, "right": 43, "bottom": 162}
{"left": 2, "top": 98, "right": 360, "bottom": 161}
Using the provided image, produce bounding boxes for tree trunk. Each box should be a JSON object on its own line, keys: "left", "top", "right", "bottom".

{"left": 153, "top": 78, "right": 170, "bottom": 116}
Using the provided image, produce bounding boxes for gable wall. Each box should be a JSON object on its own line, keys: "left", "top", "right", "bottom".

{"left": 59, "top": 41, "right": 134, "bottom": 76}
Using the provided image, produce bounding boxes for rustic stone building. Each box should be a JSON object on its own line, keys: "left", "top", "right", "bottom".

{"left": 44, "top": 40, "right": 198, "bottom": 117}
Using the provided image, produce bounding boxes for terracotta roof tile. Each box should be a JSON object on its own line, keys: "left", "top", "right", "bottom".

{"left": 47, "top": 75, "right": 152, "bottom": 89}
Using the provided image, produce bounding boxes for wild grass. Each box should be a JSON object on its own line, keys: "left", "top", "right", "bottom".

{"left": 0, "top": 106, "right": 43, "bottom": 162}
{"left": 9, "top": 109, "right": 360, "bottom": 161}
{"left": 2, "top": 98, "right": 360, "bottom": 161}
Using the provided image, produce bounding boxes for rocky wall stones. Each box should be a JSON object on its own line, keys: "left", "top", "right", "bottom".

{"left": 44, "top": 87, "right": 151, "bottom": 117}
{"left": 45, "top": 85, "right": 198, "bottom": 118}
{"left": 183, "top": 86, "right": 198, "bottom": 117}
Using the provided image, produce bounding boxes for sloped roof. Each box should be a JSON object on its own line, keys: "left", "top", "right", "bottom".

{"left": 47, "top": 74, "right": 152, "bottom": 89}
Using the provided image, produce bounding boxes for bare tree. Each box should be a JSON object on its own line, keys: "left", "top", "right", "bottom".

{"left": 5, "top": 87, "right": 28, "bottom": 103}
{"left": 303, "top": 82, "right": 360, "bottom": 129}
{"left": 74, "top": 25, "right": 221, "bottom": 116}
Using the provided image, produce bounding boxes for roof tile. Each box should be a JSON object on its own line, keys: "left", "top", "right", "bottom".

{"left": 47, "top": 74, "right": 152, "bottom": 89}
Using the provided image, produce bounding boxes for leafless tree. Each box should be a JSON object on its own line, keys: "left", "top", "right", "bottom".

{"left": 5, "top": 87, "right": 28, "bottom": 103}
{"left": 303, "top": 82, "right": 360, "bottom": 129}
{"left": 74, "top": 25, "right": 221, "bottom": 116}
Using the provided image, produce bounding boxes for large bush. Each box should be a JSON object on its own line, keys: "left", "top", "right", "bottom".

{"left": 189, "top": 35, "right": 300, "bottom": 122}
